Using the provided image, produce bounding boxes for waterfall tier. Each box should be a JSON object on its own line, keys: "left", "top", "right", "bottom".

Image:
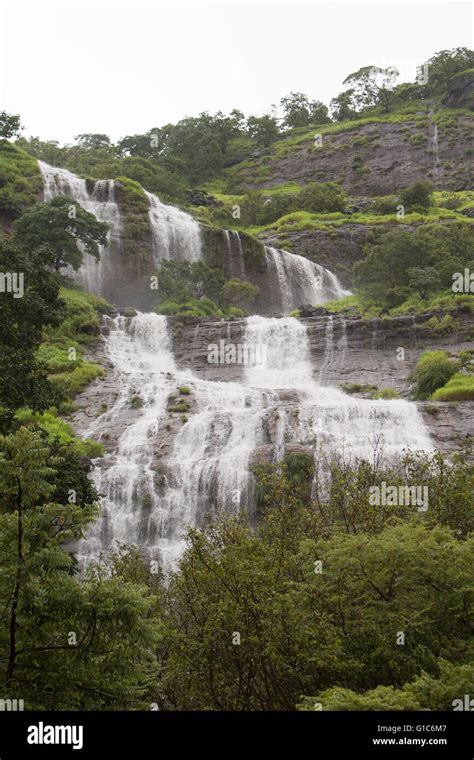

{"left": 77, "top": 313, "right": 433, "bottom": 572}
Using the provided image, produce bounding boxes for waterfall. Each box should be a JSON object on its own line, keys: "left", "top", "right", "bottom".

{"left": 428, "top": 110, "right": 440, "bottom": 178}
{"left": 242, "top": 316, "right": 432, "bottom": 462}
{"left": 263, "top": 246, "right": 349, "bottom": 313}
{"left": 38, "top": 161, "right": 121, "bottom": 296}
{"left": 78, "top": 313, "right": 433, "bottom": 572}
{"left": 145, "top": 190, "right": 202, "bottom": 264}
{"left": 223, "top": 229, "right": 246, "bottom": 278}
{"left": 38, "top": 162, "right": 347, "bottom": 315}
{"left": 79, "top": 312, "right": 267, "bottom": 572}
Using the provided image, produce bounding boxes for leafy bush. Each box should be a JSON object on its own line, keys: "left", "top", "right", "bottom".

{"left": 425, "top": 314, "right": 457, "bottom": 334}
{"left": 411, "top": 351, "right": 457, "bottom": 400}
{"left": 222, "top": 278, "right": 259, "bottom": 309}
{"left": 299, "top": 181, "right": 346, "bottom": 213}
{"left": 400, "top": 180, "right": 433, "bottom": 211}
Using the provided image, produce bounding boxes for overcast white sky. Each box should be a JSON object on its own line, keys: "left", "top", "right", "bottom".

{"left": 0, "top": 0, "right": 472, "bottom": 144}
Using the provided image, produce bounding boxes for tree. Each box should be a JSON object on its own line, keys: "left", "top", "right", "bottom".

{"left": 330, "top": 90, "right": 358, "bottom": 122}
{"left": 0, "top": 111, "right": 23, "bottom": 142}
{"left": 0, "top": 239, "right": 65, "bottom": 420}
{"left": 0, "top": 427, "right": 159, "bottom": 708}
{"left": 14, "top": 196, "right": 108, "bottom": 271}
{"left": 246, "top": 114, "right": 280, "bottom": 147}
{"left": 117, "top": 129, "right": 166, "bottom": 159}
{"left": 353, "top": 223, "right": 474, "bottom": 307}
{"left": 74, "top": 133, "right": 113, "bottom": 150}
{"left": 280, "top": 92, "right": 331, "bottom": 128}
{"left": 153, "top": 453, "right": 473, "bottom": 710}
{"left": 424, "top": 47, "right": 474, "bottom": 95}
{"left": 221, "top": 278, "right": 259, "bottom": 309}
{"left": 298, "top": 660, "right": 474, "bottom": 711}
{"left": 299, "top": 181, "right": 346, "bottom": 213}
{"left": 343, "top": 65, "right": 400, "bottom": 113}
{"left": 407, "top": 266, "right": 440, "bottom": 299}
{"left": 157, "top": 260, "right": 225, "bottom": 305}
{"left": 400, "top": 180, "right": 433, "bottom": 211}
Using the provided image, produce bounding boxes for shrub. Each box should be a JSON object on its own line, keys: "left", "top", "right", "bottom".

{"left": 371, "top": 388, "right": 400, "bottom": 399}
{"left": 299, "top": 181, "right": 346, "bottom": 213}
{"left": 400, "top": 180, "right": 433, "bottom": 211}
{"left": 411, "top": 351, "right": 457, "bottom": 400}
{"left": 425, "top": 314, "right": 457, "bottom": 335}
{"left": 340, "top": 383, "right": 377, "bottom": 395}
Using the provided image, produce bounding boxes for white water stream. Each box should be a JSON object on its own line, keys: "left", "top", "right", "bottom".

{"left": 78, "top": 313, "right": 432, "bottom": 572}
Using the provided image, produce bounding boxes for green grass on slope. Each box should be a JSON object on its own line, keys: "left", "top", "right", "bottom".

{"left": 248, "top": 207, "right": 473, "bottom": 236}
{"left": 15, "top": 408, "right": 103, "bottom": 457}
{"left": 432, "top": 374, "right": 474, "bottom": 401}
{"left": 0, "top": 142, "right": 42, "bottom": 218}
{"left": 39, "top": 287, "right": 108, "bottom": 400}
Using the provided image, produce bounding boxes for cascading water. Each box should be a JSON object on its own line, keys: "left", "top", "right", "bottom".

{"left": 78, "top": 313, "right": 433, "bottom": 572}
{"left": 263, "top": 246, "right": 349, "bottom": 313}
{"left": 39, "top": 161, "right": 347, "bottom": 313}
{"left": 243, "top": 316, "right": 432, "bottom": 461}
{"left": 145, "top": 190, "right": 202, "bottom": 264}
{"left": 223, "top": 229, "right": 246, "bottom": 278}
{"left": 38, "top": 161, "right": 121, "bottom": 296}
{"left": 79, "top": 312, "right": 270, "bottom": 572}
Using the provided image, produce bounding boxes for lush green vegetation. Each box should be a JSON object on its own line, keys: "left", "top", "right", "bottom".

{"left": 0, "top": 143, "right": 42, "bottom": 219}
{"left": 353, "top": 221, "right": 474, "bottom": 308}
{"left": 0, "top": 433, "right": 471, "bottom": 709}
{"left": 410, "top": 350, "right": 474, "bottom": 401}
{"left": 151, "top": 450, "right": 472, "bottom": 709}
{"left": 0, "top": 43, "right": 472, "bottom": 713}
{"left": 114, "top": 176, "right": 152, "bottom": 263}
{"left": 154, "top": 259, "right": 257, "bottom": 317}
{"left": 0, "top": 427, "right": 157, "bottom": 709}
{"left": 410, "top": 351, "right": 457, "bottom": 400}
{"left": 14, "top": 195, "right": 108, "bottom": 271}
{"left": 432, "top": 373, "right": 474, "bottom": 401}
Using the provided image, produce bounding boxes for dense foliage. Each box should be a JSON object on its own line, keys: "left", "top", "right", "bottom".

{"left": 155, "top": 259, "right": 258, "bottom": 317}
{"left": 353, "top": 222, "right": 474, "bottom": 307}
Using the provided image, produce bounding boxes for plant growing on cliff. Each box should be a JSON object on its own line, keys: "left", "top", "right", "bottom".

{"left": 353, "top": 223, "right": 474, "bottom": 307}
{"left": 410, "top": 351, "right": 457, "bottom": 400}
{"left": 400, "top": 180, "right": 433, "bottom": 212}
{"left": 222, "top": 278, "right": 259, "bottom": 310}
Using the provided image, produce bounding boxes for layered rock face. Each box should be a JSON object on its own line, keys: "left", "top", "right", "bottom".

{"left": 238, "top": 114, "right": 474, "bottom": 196}
{"left": 169, "top": 309, "right": 474, "bottom": 452}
